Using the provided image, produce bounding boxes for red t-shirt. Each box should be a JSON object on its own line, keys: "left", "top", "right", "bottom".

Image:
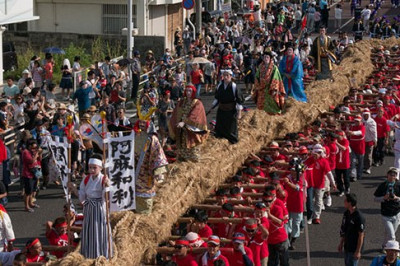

{"left": 303, "top": 157, "right": 314, "bottom": 188}
{"left": 22, "top": 149, "right": 40, "bottom": 178}
{"left": 190, "top": 69, "right": 204, "bottom": 85}
{"left": 284, "top": 177, "right": 304, "bottom": 213}
{"left": 211, "top": 211, "right": 238, "bottom": 238}
{"left": 46, "top": 229, "right": 69, "bottom": 258}
{"left": 222, "top": 246, "right": 254, "bottom": 266}
{"left": 44, "top": 62, "right": 53, "bottom": 80}
{"left": 26, "top": 252, "right": 46, "bottom": 263}
{"left": 336, "top": 139, "right": 350, "bottom": 170}
{"left": 172, "top": 254, "right": 198, "bottom": 266}
{"left": 348, "top": 124, "right": 365, "bottom": 155}
{"left": 198, "top": 224, "right": 213, "bottom": 238}
{"left": 325, "top": 142, "right": 338, "bottom": 170}
{"left": 267, "top": 202, "right": 288, "bottom": 245}
{"left": 237, "top": 227, "right": 268, "bottom": 266}
{"left": 374, "top": 116, "right": 390, "bottom": 138}
{"left": 312, "top": 157, "right": 331, "bottom": 189}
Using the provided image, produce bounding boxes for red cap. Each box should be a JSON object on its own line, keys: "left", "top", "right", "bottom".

{"left": 175, "top": 240, "right": 190, "bottom": 246}
{"left": 298, "top": 146, "right": 308, "bottom": 155}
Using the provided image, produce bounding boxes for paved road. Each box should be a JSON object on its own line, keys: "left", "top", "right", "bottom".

{"left": 6, "top": 3, "right": 400, "bottom": 265}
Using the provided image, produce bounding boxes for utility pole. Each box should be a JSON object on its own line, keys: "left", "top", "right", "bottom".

{"left": 127, "top": 0, "right": 133, "bottom": 58}
{"left": 195, "top": 0, "right": 202, "bottom": 37}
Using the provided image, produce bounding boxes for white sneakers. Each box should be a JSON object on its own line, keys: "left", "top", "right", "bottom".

{"left": 324, "top": 195, "right": 332, "bottom": 207}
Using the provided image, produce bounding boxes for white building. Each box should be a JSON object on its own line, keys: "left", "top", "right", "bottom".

{"left": 26, "top": 0, "right": 187, "bottom": 49}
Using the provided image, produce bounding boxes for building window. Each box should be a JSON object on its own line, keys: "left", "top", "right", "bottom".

{"left": 102, "top": 4, "right": 136, "bottom": 34}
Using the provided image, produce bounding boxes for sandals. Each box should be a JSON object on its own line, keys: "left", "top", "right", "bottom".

{"left": 25, "top": 208, "right": 34, "bottom": 213}
{"left": 32, "top": 204, "right": 40, "bottom": 208}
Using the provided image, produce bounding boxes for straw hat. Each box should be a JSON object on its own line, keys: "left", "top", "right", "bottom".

{"left": 88, "top": 105, "right": 97, "bottom": 112}
{"left": 58, "top": 103, "right": 67, "bottom": 110}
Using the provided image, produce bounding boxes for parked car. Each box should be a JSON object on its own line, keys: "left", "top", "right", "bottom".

{"left": 3, "top": 42, "right": 18, "bottom": 71}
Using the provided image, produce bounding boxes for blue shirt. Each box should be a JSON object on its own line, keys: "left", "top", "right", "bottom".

{"left": 73, "top": 87, "right": 91, "bottom": 112}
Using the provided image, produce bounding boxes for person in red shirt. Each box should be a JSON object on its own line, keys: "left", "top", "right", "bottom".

{"left": 282, "top": 172, "right": 304, "bottom": 250}
{"left": 171, "top": 239, "right": 198, "bottom": 266}
{"left": 269, "top": 142, "right": 288, "bottom": 162}
{"left": 373, "top": 107, "right": 390, "bottom": 166}
{"left": 45, "top": 217, "right": 69, "bottom": 258}
{"left": 211, "top": 203, "right": 238, "bottom": 239}
{"left": 25, "top": 238, "right": 46, "bottom": 263}
{"left": 44, "top": 55, "right": 54, "bottom": 86}
{"left": 347, "top": 115, "right": 366, "bottom": 181}
{"left": 263, "top": 188, "right": 289, "bottom": 266}
{"left": 187, "top": 211, "right": 213, "bottom": 238}
{"left": 21, "top": 140, "right": 41, "bottom": 212}
{"left": 223, "top": 232, "right": 254, "bottom": 266}
{"left": 311, "top": 144, "right": 336, "bottom": 224}
{"left": 299, "top": 146, "right": 315, "bottom": 224}
{"left": 200, "top": 235, "right": 230, "bottom": 266}
{"left": 190, "top": 63, "right": 204, "bottom": 98}
{"left": 185, "top": 232, "right": 207, "bottom": 248}
{"left": 324, "top": 132, "right": 338, "bottom": 208}
{"left": 335, "top": 130, "right": 351, "bottom": 196}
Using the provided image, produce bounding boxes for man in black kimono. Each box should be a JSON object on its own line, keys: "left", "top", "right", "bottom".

{"left": 212, "top": 70, "right": 244, "bottom": 144}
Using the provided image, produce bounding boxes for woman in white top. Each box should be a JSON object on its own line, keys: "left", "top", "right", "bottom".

{"left": 70, "top": 154, "right": 112, "bottom": 259}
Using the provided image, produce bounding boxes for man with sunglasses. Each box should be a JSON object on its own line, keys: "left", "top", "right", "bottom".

{"left": 263, "top": 188, "right": 289, "bottom": 266}
{"left": 225, "top": 232, "right": 254, "bottom": 266}
{"left": 374, "top": 167, "right": 400, "bottom": 250}
{"left": 171, "top": 239, "right": 198, "bottom": 266}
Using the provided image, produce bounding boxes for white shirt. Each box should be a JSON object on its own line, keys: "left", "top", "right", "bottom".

{"left": 363, "top": 115, "right": 377, "bottom": 143}
{"left": 295, "top": 10, "right": 302, "bottom": 20}
{"left": 388, "top": 120, "right": 400, "bottom": 151}
{"left": 79, "top": 173, "right": 109, "bottom": 203}
{"left": 0, "top": 211, "right": 15, "bottom": 252}
{"left": 335, "top": 8, "right": 342, "bottom": 19}
{"left": 361, "top": 9, "right": 371, "bottom": 20}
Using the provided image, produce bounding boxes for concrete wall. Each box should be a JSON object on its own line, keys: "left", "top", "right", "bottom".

{"left": 4, "top": 31, "right": 165, "bottom": 60}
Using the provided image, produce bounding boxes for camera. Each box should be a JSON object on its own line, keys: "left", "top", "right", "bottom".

{"left": 289, "top": 157, "right": 305, "bottom": 181}
{"left": 388, "top": 185, "right": 395, "bottom": 199}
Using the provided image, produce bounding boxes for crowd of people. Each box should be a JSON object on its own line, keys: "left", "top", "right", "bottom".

{"left": 0, "top": 0, "right": 398, "bottom": 265}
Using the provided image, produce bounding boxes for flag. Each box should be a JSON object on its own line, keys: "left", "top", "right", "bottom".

{"left": 301, "top": 15, "right": 307, "bottom": 30}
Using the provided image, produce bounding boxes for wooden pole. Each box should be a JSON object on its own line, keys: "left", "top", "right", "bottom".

{"left": 203, "top": 198, "right": 262, "bottom": 205}
{"left": 100, "top": 111, "right": 112, "bottom": 259}
{"left": 66, "top": 116, "right": 73, "bottom": 254}
{"left": 191, "top": 204, "right": 254, "bottom": 213}
{"left": 177, "top": 217, "right": 244, "bottom": 224}
{"left": 156, "top": 247, "right": 233, "bottom": 254}
{"left": 169, "top": 236, "right": 233, "bottom": 243}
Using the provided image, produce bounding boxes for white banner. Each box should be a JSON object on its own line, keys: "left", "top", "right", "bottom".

{"left": 107, "top": 132, "right": 136, "bottom": 212}
{"left": 48, "top": 137, "right": 74, "bottom": 210}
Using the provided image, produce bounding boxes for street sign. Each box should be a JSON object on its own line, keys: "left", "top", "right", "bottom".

{"left": 182, "top": 0, "right": 195, "bottom": 10}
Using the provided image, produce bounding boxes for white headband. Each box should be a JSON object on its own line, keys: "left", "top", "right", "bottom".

{"left": 88, "top": 158, "right": 103, "bottom": 167}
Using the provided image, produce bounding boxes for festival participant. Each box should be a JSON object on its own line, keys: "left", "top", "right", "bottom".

{"left": 224, "top": 232, "right": 255, "bottom": 266}
{"left": 278, "top": 45, "right": 307, "bottom": 103}
{"left": 238, "top": 215, "right": 269, "bottom": 266}
{"left": 211, "top": 203, "right": 238, "bottom": 239}
{"left": 169, "top": 84, "right": 209, "bottom": 162}
{"left": 186, "top": 232, "right": 207, "bottom": 248}
{"left": 25, "top": 238, "right": 46, "bottom": 263}
{"left": 362, "top": 109, "right": 377, "bottom": 174}
{"left": 0, "top": 204, "right": 14, "bottom": 252}
{"left": 282, "top": 171, "right": 304, "bottom": 250}
{"left": 45, "top": 217, "right": 69, "bottom": 258}
{"left": 187, "top": 211, "right": 213, "bottom": 238}
{"left": 171, "top": 239, "right": 198, "bottom": 266}
{"left": 335, "top": 131, "right": 351, "bottom": 196}
{"left": 347, "top": 115, "right": 366, "bottom": 182}
{"left": 68, "top": 154, "right": 112, "bottom": 259}
{"left": 311, "top": 144, "right": 336, "bottom": 224}
{"left": 254, "top": 52, "right": 285, "bottom": 114}
{"left": 310, "top": 26, "right": 336, "bottom": 80}
{"left": 338, "top": 193, "right": 365, "bottom": 266}
{"left": 374, "top": 168, "right": 400, "bottom": 248}
{"left": 263, "top": 188, "right": 289, "bottom": 266}
{"left": 134, "top": 118, "right": 168, "bottom": 214}
{"left": 373, "top": 108, "right": 390, "bottom": 166}
{"left": 201, "top": 235, "right": 230, "bottom": 266}
{"left": 211, "top": 70, "right": 243, "bottom": 144}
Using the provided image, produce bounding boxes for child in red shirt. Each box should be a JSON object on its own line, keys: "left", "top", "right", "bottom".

{"left": 45, "top": 217, "right": 69, "bottom": 258}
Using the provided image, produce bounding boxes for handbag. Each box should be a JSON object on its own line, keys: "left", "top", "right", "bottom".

{"left": 31, "top": 166, "right": 43, "bottom": 179}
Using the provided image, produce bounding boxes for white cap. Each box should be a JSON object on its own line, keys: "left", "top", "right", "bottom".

{"left": 185, "top": 232, "right": 204, "bottom": 247}
{"left": 379, "top": 88, "right": 387, "bottom": 94}
{"left": 22, "top": 69, "right": 30, "bottom": 74}
{"left": 376, "top": 100, "right": 384, "bottom": 106}
{"left": 341, "top": 106, "right": 351, "bottom": 114}
{"left": 384, "top": 240, "right": 400, "bottom": 251}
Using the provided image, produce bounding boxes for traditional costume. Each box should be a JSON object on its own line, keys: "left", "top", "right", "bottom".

{"left": 168, "top": 85, "right": 209, "bottom": 161}
{"left": 310, "top": 33, "right": 336, "bottom": 80}
{"left": 134, "top": 109, "right": 168, "bottom": 214}
{"left": 213, "top": 71, "right": 244, "bottom": 144}
{"left": 279, "top": 53, "right": 307, "bottom": 102}
{"left": 255, "top": 59, "right": 286, "bottom": 114}
{"left": 78, "top": 159, "right": 112, "bottom": 259}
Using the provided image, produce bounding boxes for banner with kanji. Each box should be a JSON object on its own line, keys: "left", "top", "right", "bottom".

{"left": 107, "top": 132, "right": 135, "bottom": 212}
{"left": 48, "top": 137, "right": 74, "bottom": 209}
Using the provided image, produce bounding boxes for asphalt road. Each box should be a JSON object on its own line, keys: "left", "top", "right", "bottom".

{"left": 6, "top": 2, "right": 400, "bottom": 265}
